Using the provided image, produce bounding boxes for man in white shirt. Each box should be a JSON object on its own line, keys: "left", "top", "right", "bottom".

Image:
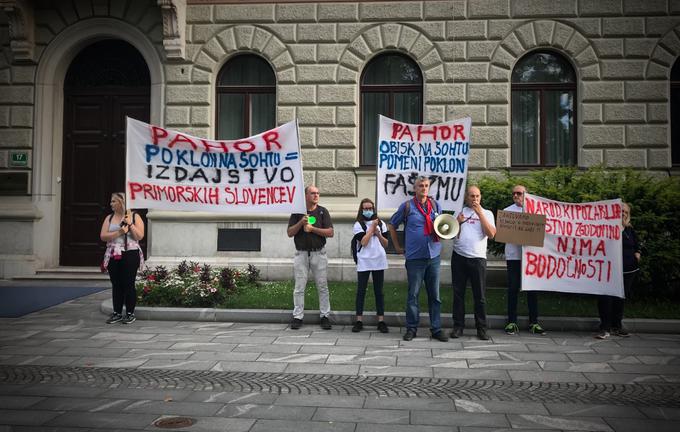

{"left": 450, "top": 185, "right": 496, "bottom": 340}
{"left": 503, "top": 185, "right": 545, "bottom": 335}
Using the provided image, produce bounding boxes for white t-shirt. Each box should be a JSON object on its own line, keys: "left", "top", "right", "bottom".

{"left": 503, "top": 203, "right": 522, "bottom": 260}
{"left": 452, "top": 207, "right": 495, "bottom": 259}
{"left": 353, "top": 220, "right": 389, "bottom": 272}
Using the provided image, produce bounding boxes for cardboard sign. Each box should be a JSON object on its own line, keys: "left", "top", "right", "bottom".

{"left": 376, "top": 115, "right": 471, "bottom": 214}
{"left": 126, "top": 117, "right": 306, "bottom": 214}
{"left": 494, "top": 210, "right": 546, "bottom": 247}
{"left": 521, "top": 193, "right": 624, "bottom": 298}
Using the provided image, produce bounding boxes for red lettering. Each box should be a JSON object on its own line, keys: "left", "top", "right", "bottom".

{"left": 453, "top": 124, "right": 466, "bottom": 141}
{"left": 440, "top": 126, "right": 451, "bottom": 140}
{"left": 200, "top": 139, "right": 229, "bottom": 153}
{"left": 263, "top": 131, "right": 282, "bottom": 151}
{"left": 129, "top": 182, "right": 143, "bottom": 200}
{"left": 417, "top": 125, "right": 437, "bottom": 141}
{"left": 150, "top": 126, "right": 168, "bottom": 145}
{"left": 233, "top": 140, "right": 256, "bottom": 153}
{"left": 391, "top": 123, "right": 404, "bottom": 139}
{"left": 168, "top": 133, "right": 198, "bottom": 150}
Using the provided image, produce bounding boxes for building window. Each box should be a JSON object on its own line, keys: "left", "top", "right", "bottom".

{"left": 216, "top": 55, "right": 275, "bottom": 140}
{"left": 360, "top": 53, "right": 423, "bottom": 166}
{"left": 511, "top": 51, "right": 576, "bottom": 167}
{"left": 671, "top": 59, "right": 680, "bottom": 166}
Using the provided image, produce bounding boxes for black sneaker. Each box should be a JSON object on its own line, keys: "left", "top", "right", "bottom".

{"left": 351, "top": 321, "right": 363, "bottom": 332}
{"left": 431, "top": 331, "right": 448, "bottom": 342}
{"left": 320, "top": 316, "right": 332, "bottom": 330}
{"left": 122, "top": 313, "right": 136, "bottom": 324}
{"left": 450, "top": 327, "right": 463, "bottom": 338}
{"left": 290, "top": 318, "right": 303, "bottom": 330}
{"left": 613, "top": 328, "right": 630, "bottom": 337}
{"left": 403, "top": 330, "right": 416, "bottom": 341}
{"left": 377, "top": 321, "right": 389, "bottom": 333}
{"left": 476, "top": 328, "right": 489, "bottom": 341}
{"left": 106, "top": 313, "right": 123, "bottom": 324}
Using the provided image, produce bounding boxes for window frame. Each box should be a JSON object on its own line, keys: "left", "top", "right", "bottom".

{"left": 215, "top": 54, "right": 276, "bottom": 140}
{"left": 511, "top": 50, "right": 577, "bottom": 168}
{"left": 359, "top": 53, "right": 423, "bottom": 167}
{"left": 671, "top": 58, "right": 680, "bottom": 166}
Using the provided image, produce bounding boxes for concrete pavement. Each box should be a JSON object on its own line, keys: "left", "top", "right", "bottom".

{"left": 1, "top": 289, "right": 680, "bottom": 432}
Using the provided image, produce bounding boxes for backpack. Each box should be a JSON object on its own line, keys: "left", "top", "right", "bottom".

{"left": 351, "top": 220, "right": 367, "bottom": 264}
{"left": 403, "top": 197, "right": 438, "bottom": 224}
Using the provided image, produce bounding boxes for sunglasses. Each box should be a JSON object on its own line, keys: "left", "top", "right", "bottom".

{"left": 512, "top": 191, "right": 524, "bottom": 196}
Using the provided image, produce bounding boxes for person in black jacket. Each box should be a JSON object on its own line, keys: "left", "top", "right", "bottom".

{"left": 596, "top": 202, "right": 641, "bottom": 339}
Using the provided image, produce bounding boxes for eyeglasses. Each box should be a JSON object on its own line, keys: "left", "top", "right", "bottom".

{"left": 512, "top": 191, "right": 524, "bottom": 196}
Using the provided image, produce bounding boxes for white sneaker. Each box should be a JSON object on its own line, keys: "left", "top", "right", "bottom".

{"left": 595, "top": 331, "right": 610, "bottom": 340}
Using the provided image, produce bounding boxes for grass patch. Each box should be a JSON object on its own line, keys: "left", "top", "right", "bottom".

{"left": 226, "top": 280, "right": 680, "bottom": 319}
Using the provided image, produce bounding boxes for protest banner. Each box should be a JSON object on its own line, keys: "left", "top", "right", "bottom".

{"left": 376, "top": 115, "right": 472, "bottom": 214}
{"left": 125, "top": 117, "right": 307, "bottom": 214}
{"left": 521, "top": 193, "right": 624, "bottom": 297}
{"left": 495, "top": 210, "right": 546, "bottom": 247}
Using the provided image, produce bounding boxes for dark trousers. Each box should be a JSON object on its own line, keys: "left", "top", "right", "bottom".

{"left": 108, "top": 250, "right": 140, "bottom": 314}
{"left": 452, "top": 251, "right": 487, "bottom": 330}
{"left": 506, "top": 260, "right": 538, "bottom": 324}
{"left": 597, "top": 272, "right": 637, "bottom": 331}
{"left": 355, "top": 270, "right": 385, "bottom": 316}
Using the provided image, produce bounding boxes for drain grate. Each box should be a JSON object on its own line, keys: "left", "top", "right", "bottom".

{"left": 154, "top": 417, "right": 195, "bottom": 429}
{"left": 1, "top": 364, "right": 678, "bottom": 407}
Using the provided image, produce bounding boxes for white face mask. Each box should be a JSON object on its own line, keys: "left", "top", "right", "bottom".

{"left": 362, "top": 210, "right": 374, "bottom": 219}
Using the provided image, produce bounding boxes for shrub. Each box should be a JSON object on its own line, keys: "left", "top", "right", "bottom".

{"left": 473, "top": 167, "right": 680, "bottom": 300}
{"left": 137, "top": 261, "right": 261, "bottom": 307}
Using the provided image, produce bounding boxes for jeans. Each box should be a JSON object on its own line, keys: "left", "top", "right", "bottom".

{"left": 356, "top": 270, "right": 385, "bottom": 316}
{"left": 405, "top": 256, "right": 442, "bottom": 334}
{"left": 108, "top": 250, "right": 140, "bottom": 314}
{"left": 451, "top": 251, "right": 487, "bottom": 330}
{"left": 506, "top": 260, "right": 538, "bottom": 324}
{"left": 293, "top": 249, "right": 330, "bottom": 319}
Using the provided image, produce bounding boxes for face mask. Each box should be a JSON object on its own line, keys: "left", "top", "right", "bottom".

{"left": 362, "top": 210, "right": 374, "bottom": 219}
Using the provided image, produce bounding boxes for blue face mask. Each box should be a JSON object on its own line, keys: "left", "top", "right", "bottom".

{"left": 362, "top": 210, "right": 374, "bottom": 219}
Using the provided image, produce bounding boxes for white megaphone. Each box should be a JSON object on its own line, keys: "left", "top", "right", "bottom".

{"left": 433, "top": 213, "right": 459, "bottom": 240}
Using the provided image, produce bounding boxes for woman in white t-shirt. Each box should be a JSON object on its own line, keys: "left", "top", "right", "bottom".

{"left": 352, "top": 198, "right": 389, "bottom": 333}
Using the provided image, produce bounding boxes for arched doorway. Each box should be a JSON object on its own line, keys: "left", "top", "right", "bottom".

{"left": 60, "top": 39, "right": 150, "bottom": 266}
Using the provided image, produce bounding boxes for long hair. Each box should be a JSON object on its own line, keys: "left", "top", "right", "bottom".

{"left": 356, "top": 198, "right": 378, "bottom": 224}
{"left": 622, "top": 202, "right": 632, "bottom": 228}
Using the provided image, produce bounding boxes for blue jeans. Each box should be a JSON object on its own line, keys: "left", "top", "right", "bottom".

{"left": 405, "top": 256, "right": 442, "bottom": 335}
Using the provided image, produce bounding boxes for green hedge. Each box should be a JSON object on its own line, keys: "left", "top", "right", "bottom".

{"left": 471, "top": 167, "right": 680, "bottom": 300}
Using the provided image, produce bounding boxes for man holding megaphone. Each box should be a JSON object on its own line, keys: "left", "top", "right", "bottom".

{"left": 388, "top": 176, "right": 448, "bottom": 343}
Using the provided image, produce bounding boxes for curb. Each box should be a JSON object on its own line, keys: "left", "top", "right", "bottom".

{"left": 101, "top": 300, "right": 680, "bottom": 334}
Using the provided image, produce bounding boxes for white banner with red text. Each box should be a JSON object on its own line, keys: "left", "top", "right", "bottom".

{"left": 125, "top": 117, "right": 306, "bottom": 214}
{"left": 522, "top": 193, "right": 624, "bottom": 298}
{"left": 376, "top": 115, "right": 471, "bottom": 214}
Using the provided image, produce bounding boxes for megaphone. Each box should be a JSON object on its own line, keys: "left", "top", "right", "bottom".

{"left": 433, "top": 213, "right": 459, "bottom": 239}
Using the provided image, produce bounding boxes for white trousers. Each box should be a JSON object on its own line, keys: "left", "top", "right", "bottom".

{"left": 293, "top": 249, "right": 331, "bottom": 319}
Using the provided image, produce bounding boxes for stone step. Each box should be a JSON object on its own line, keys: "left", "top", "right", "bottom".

{"left": 14, "top": 267, "right": 109, "bottom": 282}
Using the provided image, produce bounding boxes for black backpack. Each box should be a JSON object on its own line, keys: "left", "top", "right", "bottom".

{"left": 351, "top": 220, "right": 367, "bottom": 264}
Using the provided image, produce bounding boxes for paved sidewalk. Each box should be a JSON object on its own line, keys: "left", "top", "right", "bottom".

{"left": 1, "top": 290, "right": 679, "bottom": 432}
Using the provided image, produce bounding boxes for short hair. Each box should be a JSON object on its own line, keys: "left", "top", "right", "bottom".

{"left": 467, "top": 185, "right": 480, "bottom": 194}
{"left": 305, "top": 185, "right": 318, "bottom": 194}
{"left": 415, "top": 176, "right": 430, "bottom": 184}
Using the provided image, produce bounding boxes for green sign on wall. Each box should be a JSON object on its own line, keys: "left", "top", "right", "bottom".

{"left": 9, "top": 151, "right": 28, "bottom": 167}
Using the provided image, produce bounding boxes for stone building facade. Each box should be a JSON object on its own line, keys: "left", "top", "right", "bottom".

{"left": 0, "top": 0, "right": 678, "bottom": 280}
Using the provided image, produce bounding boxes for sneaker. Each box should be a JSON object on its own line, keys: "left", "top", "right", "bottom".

{"left": 351, "top": 321, "right": 363, "bottom": 333}
{"left": 377, "top": 321, "right": 389, "bottom": 334}
{"left": 431, "top": 331, "right": 448, "bottom": 342}
{"left": 320, "top": 316, "right": 332, "bottom": 330}
{"left": 403, "top": 330, "right": 416, "bottom": 341}
{"left": 612, "top": 328, "right": 630, "bottom": 337}
{"left": 504, "top": 323, "right": 519, "bottom": 335}
{"left": 529, "top": 323, "right": 546, "bottom": 335}
{"left": 476, "top": 328, "right": 490, "bottom": 341}
{"left": 450, "top": 327, "right": 463, "bottom": 339}
{"left": 595, "top": 330, "right": 610, "bottom": 340}
{"left": 290, "top": 318, "right": 303, "bottom": 330}
{"left": 106, "top": 312, "right": 123, "bottom": 324}
{"left": 121, "top": 313, "right": 136, "bottom": 324}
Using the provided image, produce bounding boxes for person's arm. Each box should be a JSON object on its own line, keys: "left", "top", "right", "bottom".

{"left": 388, "top": 223, "right": 403, "bottom": 255}
{"left": 359, "top": 221, "right": 372, "bottom": 247}
{"left": 474, "top": 205, "right": 496, "bottom": 238}
{"left": 376, "top": 221, "right": 389, "bottom": 249}
{"left": 100, "top": 215, "right": 127, "bottom": 242}
{"left": 305, "top": 224, "right": 334, "bottom": 237}
{"left": 632, "top": 228, "right": 641, "bottom": 262}
{"left": 126, "top": 212, "right": 145, "bottom": 241}
{"left": 287, "top": 215, "right": 306, "bottom": 237}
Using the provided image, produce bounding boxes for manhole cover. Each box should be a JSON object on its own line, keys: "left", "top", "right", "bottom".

{"left": 154, "top": 417, "right": 195, "bottom": 429}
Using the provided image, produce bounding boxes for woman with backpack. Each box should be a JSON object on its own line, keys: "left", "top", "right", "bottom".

{"left": 351, "top": 198, "right": 389, "bottom": 333}
{"left": 100, "top": 192, "right": 145, "bottom": 325}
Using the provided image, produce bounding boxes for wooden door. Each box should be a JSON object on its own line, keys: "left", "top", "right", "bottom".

{"left": 60, "top": 40, "right": 150, "bottom": 266}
